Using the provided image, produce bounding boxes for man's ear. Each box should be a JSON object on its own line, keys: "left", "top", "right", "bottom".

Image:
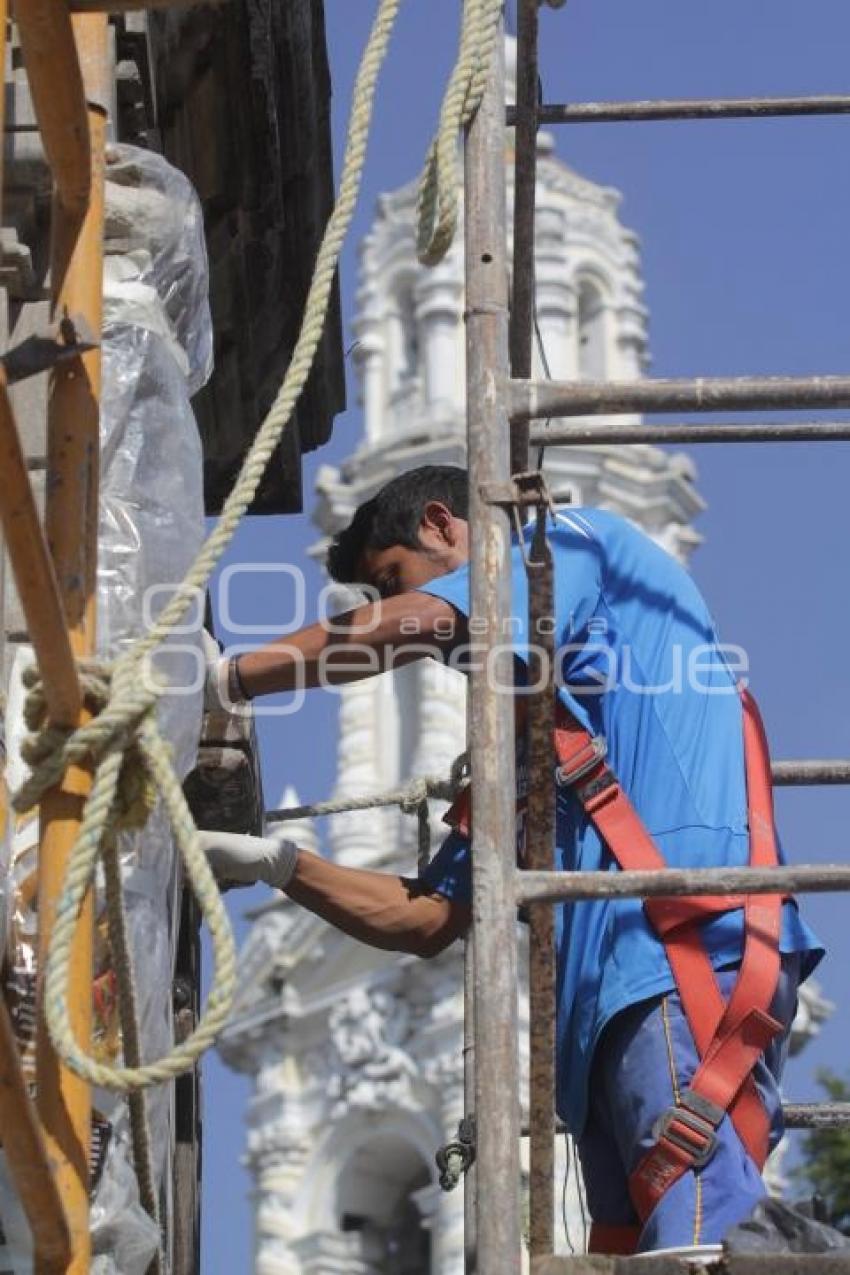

{"left": 420, "top": 500, "right": 456, "bottom": 544}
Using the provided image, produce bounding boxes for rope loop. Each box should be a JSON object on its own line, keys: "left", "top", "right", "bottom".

{"left": 13, "top": 653, "right": 159, "bottom": 819}
{"left": 415, "top": 0, "right": 502, "bottom": 266}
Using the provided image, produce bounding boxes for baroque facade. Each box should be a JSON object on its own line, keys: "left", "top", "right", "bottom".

{"left": 218, "top": 40, "right": 829, "bottom": 1273}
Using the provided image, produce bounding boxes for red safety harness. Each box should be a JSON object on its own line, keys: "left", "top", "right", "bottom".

{"left": 444, "top": 687, "right": 784, "bottom": 1234}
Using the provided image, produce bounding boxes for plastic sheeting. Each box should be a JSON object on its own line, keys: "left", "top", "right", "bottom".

{"left": 103, "top": 144, "right": 213, "bottom": 396}
{"left": 0, "top": 143, "right": 212, "bottom": 1271}
{"left": 94, "top": 142, "right": 211, "bottom": 1270}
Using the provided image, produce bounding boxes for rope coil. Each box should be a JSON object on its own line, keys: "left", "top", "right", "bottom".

{"left": 12, "top": 0, "right": 497, "bottom": 1092}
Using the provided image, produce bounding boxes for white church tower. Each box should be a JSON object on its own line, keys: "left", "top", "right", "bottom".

{"left": 217, "top": 40, "right": 827, "bottom": 1274}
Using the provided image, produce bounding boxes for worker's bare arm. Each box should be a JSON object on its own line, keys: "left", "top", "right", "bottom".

{"left": 236, "top": 590, "right": 463, "bottom": 697}
{"left": 285, "top": 850, "right": 469, "bottom": 958}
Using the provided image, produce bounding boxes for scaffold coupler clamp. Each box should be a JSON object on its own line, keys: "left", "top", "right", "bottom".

{"left": 481, "top": 471, "right": 556, "bottom": 554}
{"left": 435, "top": 1114, "right": 476, "bottom": 1191}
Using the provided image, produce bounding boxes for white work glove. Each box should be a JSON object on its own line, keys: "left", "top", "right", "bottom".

{"left": 198, "top": 829, "right": 299, "bottom": 891}
{"left": 202, "top": 629, "right": 247, "bottom": 715}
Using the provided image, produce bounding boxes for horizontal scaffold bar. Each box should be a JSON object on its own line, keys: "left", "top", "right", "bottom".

{"left": 521, "top": 1102, "right": 850, "bottom": 1137}
{"left": 773, "top": 760, "right": 850, "bottom": 785}
{"left": 529, "top": 420, "right": 850, "bottom": 446}
{"left": 510, "top": 375, "right": 850, "bottom": 421}
{"left": 517, "top": 863, "right": 850, "bottom": 906}
{"left": 507, "top": 95, "right": 850, "bottom": 126}
{"left": 784, "top": 1102, "right": 850, "bottom": 1129}
{"left": 536, "top": 1252, "right": 850, "bottom": 1274}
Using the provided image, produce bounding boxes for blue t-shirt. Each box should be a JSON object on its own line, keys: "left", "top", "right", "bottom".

{"left": 417, "top": 508, "right": 823, "bottom": 1136}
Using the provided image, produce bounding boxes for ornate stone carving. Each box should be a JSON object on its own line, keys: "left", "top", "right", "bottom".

{"left": 327, "top": 986, "right": 419, "bottom": 1116}
{"left": 245, "top": 1121, "right": 313, "bottom": 1175}
{"left": 790, "top": 980, "right": 833, "bottom": 1055}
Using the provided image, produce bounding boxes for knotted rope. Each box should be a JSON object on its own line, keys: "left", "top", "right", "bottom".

{"left": 12, "top": 0, "right": 498, "bottom": 1092}
{"left": 416, "top": 0, "right": 503, "bottom": 265}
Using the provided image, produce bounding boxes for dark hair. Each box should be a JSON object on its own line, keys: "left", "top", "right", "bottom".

{"left": 326, "top": 464, "right": 469, "bottom": 583}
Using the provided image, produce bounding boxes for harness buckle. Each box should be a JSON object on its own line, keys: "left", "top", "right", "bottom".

{"left": 555, "top": 735, "right": 608, "bottom": 787}
{"left": 651, "top": 1089, "right": 724, "bottom": 1169}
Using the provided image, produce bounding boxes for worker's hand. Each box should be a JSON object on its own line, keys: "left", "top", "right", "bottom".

{"left": 202, "top": 629, "right": 247, "bottom": 715}
{"left": 198, "top": 829, "right": 299, "bottom": 891}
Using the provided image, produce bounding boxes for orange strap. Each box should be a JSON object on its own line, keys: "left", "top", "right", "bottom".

{"left": 553, "top": 689, "right": 783, "bottom": 1221}
{"left": 444, "top": 688, "right": 784, "bottom": 1222}
{"left": 588, "top": 1223, "right": 640, "bottom": 1256}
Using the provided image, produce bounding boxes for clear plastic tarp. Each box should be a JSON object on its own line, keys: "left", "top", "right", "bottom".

{"left": 0, "top": 144, "right": 212, "bottom": 1272}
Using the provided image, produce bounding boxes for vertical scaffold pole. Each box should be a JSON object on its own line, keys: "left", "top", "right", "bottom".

{"left": 509, "top": 0, "right": 557, "bottom": 1254}
{"left": 34, "top": 12, "right": 108, "bottom": 1273}
{"left": 525, "top": 506, "right": 556, "bottom": 1258}
{"left": 508, "top": 0, "right": 539, "bottom": 475}
{"left": 464, "top": 23, "right": 522, "bottom": 1274}
{"left": 462, "top": 938, "right": 477, "bottom": 1273}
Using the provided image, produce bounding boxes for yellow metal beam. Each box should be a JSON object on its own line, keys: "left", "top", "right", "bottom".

{"left": 0, "top": 377, "right": 81, "bottom": 726}
{"left": 15, "top": 1, "right": 91, "bottom": 214}
{"left": 0, "top": 997, "right": 70, "bottom": 1265}
{"left": 29, "top": 9, "right": 109, "bottom": 1273}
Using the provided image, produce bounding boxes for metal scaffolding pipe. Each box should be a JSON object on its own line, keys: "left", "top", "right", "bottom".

{"left": 511, "top": 375, "right": 850, "bottom": 422}
{"left": 509, "top": 95, "right": 850, "bottom": 126}
{"left": 508, "top": 0, "right": 538, "bottom": 475}
{"left": 522, "top": 1102, "right": 850, "bottom": 1137}
{"left": 784, "top": 1103, "right": 850, "bottom": 1129}
{"left": 528, "top": 419, "right": 850, "bottom": 446}
{"left": 464, "top": 27, "right": 523, "bottom": 1273}
{"left": 462, "top": 938, "right": 476, "bottom": 1274}
{"left": 517, "top": 863, "right": 850, "bottom": 906}
{"left": 35, "top": 13, "right": 108, "bottom": 1273}
{"left": 509, "top": 0, "right": 555, "bottom": 1253}
{"left": 524, "top": 509, "right": 556, "bottom": 1258}
{"left": 772, "top": 760, "right": 850, "bottom": 785}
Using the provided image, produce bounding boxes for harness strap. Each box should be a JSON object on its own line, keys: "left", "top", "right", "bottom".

{"left": 555, "top": 689, "right": 783, "bottom": 1222}
{"left": 441, "top": 689, "right": 784, "bottom": 1224}
{"left": 588, "top": 1223, "right": 640, "bottom": 1256}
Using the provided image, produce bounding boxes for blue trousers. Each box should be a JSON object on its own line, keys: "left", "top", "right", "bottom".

{"left": 577, "top": 955, "right": 799, "bottom": 1252}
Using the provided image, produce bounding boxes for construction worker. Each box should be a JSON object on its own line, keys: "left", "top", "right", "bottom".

{"left": 201, "top": 464, "right": 822, "bottom": 1254}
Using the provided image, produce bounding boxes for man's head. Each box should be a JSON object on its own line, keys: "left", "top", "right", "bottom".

{"left": 327, "top": 465, "right": 470, "bottom": 598}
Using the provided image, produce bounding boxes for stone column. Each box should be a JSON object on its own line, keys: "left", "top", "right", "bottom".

{"left": 352, "top": 242, "right": 387, "bottom": 447}
{"left": 330, "top": 679, "right": 384, "bottom": 866}
{"left": 533, "top": 201, "right": 577, "bottom": 380}
{"left": 408, "top": 661, "right": 467, "bottom": 857}
{"left": 237, "top": 1033, "right": 313, "bottom": 1275}
{"left": 430, "top": 1074, "right": 467, "bottom": 1274}
{"left": 419, "top": 965, "right": 467, "bottom": 1275}
{"left": 409, "top": 662, "right": 466, "bottom": 776}
{"left": 354, "top": 329, "right": 385, "bottom": 448}
{"left": 613, "top": 231, "right": 648, "bottom": 381}
{"left": 416, "top": 265, "right": 462, "bottom": 412}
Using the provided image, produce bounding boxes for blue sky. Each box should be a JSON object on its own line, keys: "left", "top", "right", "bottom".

{"left": 200, "top": 3, "right": 850, "bottom": 1268}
